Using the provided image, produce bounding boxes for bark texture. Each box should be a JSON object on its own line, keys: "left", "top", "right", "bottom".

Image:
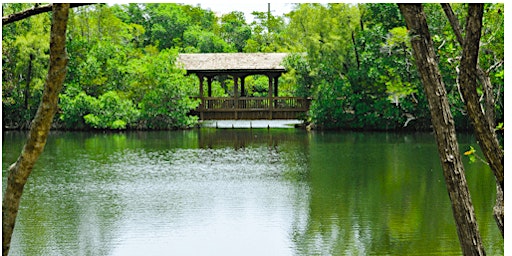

{"left": 398, "top": 4, "right": 485, "bottom": 256}
{"left": 2, "top": 4, "right": 69, "bottom": 256}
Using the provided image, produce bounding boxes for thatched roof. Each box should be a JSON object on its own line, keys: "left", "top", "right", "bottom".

{"left": 178, "top": 53, "right": 288, "bottom": 73}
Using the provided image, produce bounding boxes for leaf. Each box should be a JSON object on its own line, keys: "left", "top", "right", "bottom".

{"left": 464, "top": 146, "right": 476, "bottom": 156}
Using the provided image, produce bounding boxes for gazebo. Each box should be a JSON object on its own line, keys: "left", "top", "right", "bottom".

{"left": 178, "top": 53, "right": 309, "bottom": 120}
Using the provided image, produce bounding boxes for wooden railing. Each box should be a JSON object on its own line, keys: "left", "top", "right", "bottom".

{"left": 198, "top": 97, "right": 309, "bottom": 110}
{"left": 191, "top": 97, "right": 310, "bottom": 120}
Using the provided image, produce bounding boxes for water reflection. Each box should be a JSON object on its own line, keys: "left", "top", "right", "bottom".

{"left": 2, "top": 130, "right": 502, "bottom": 255}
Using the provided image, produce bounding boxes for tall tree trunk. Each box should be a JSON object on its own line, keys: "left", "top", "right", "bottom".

{"left": 441, "top": 3, "right": 504, "bottom": 236}
{"left": 398, "top": 4, "right": 485, "bottom": 255}
{"left": 2, "top": 4, "right": 70, "bottom": 256}
{"left": 457, "top": 3, "right": 504, "bottom": 237}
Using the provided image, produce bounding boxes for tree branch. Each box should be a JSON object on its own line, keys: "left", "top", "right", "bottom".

{"left": 2, "top": 3, "right": 95, "bottom": 26}
{"left": 441, "top": 3, "right": 464, "bottom": 45}
{"left": 486, "top": 59, "right": 504, "bottom": 74}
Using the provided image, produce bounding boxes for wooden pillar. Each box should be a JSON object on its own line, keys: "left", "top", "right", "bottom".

{"left": 241, "top": 76, "right": 246, "bottom": 97}
{"left": 274, "top": 75, "right": 279, "bottom": 97}
{"left": 268, "top": 75, "right": 273, "bottom": 120}
{"left": 233, "top": 75, "right": 239, "bottom": 119}
{"left": 207, "top": 76, "right": 213, "bottom": 97}
{"left": 198, "top": 74, "right": 205, "bottom": 120}
{"left": 198, "top": 74, "right": 204, "bottom": 98}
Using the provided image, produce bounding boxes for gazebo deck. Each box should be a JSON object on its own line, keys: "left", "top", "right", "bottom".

{"left": 190, "top": 96, "right": 309, "bottom": 120}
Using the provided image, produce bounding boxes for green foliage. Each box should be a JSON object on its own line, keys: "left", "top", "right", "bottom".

{"left": 133, "top": 49, "right": 199, "bottom": 129}
{"left": 309, "top": 79, "right": 352, "bottom": 128}
{"left": 59, "top": 91, "right": 97, "bottom": 129}
{"left": 284, "top": 3, "right": 425, "bottom": 130}
{"left": 183, "top": 25, "right": 235, "bottom": 53}
{"left": 245, "top": 9, "right": 286, "bottom": 52}
{"left": 220, "top": 11, "right": 252, "bottom": 52}
{"left": 362, "top": 3, "right": 404, "bottom": 31}
{"left": 283, "top": 53, "right": 314, "bottom": 98}
{"left": 60, "top": 91, "right": 139, "bottom": 130}
{"left": 2, "top": 5, "right": 51, "bottom": 128}
{"left": 83, "top": 91, "right": 140, "bottom": 130}
{"left": 2, "top": 3, "right": 503, "bottom": 131}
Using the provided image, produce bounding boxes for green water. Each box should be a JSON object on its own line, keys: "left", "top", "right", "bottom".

{"left": 2, "top": 130, "right": 503, "bottom": 255}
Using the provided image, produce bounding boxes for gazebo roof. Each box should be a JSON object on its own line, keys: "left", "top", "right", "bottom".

{"left": 178, "top": 53, "right": 288, "bottom": 74}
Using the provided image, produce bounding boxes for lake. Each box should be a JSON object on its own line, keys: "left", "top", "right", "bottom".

{"left": 2, "top": 129, "right": 503, "bottom": 255}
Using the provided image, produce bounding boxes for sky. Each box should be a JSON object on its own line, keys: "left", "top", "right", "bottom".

{"left": 179, "top": 1, "right": 297, "bottom": 23}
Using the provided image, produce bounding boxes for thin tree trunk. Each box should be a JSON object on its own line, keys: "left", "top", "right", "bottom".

{"left": 24, "top": 53, "right": 34, "bottom": 112}
{"left": 2, "top": 4, "right": 69, "bottom": 255}
{"left": 457, "top": 3, "right": 504, "bottom": 237}
{"left": 351, "top": 31, "right": 360, "bottom": 70}
{"left": 441, "top": 3, "right": 497, "bottom": 129}
{"left": 23, "top": 53, "right": 34, "bottom": 128}
{"left": 398, "top": 4, "right": 485, "bottom": 255}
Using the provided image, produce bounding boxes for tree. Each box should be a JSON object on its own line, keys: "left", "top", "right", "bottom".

{"left": 398, "top": 4, "right": 485, "bottom": 255}
{"left": 245, "top": 6, "right": 286, "bottom": 52}
{"left": 183, "top": 25, "right": 235, "bottom": 53}
{"left": 220, "top": 11, "right": 251, "bottom": 52}
{"left": 2, "top": 4, "right": 70, "bottom": 255}
{"left": 2, "top": 7, "right": 51, "bottom": 129}
{"left": 443, "top": 3, "right": 504, "bottom": 236}
{"left": 144, "top": 3, "right": 192, "bottom": 50}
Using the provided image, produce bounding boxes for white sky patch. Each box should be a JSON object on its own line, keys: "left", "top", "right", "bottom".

{"left": 180, "top": 2, "right": 296, "bottom": 23}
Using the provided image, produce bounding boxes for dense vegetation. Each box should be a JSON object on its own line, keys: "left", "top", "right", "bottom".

{"left": 2, "top": 3, "right": 504, "bottom": 130}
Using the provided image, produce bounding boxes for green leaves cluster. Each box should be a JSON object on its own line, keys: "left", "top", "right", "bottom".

{"left": 2, "top": 3, "right": 51, "bottom": 129}
{"left": 283, "top": 3, "right": 425, "bottom": 130}
{"left": 283, "top": 3, "right": 503, "bottom": 130}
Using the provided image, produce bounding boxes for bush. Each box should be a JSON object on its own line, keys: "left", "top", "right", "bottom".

{"left": 84, "top": 91, "right": 140, "bottom": 129}
{"left": 59, "top": 91, "right": 97, "bottom": 129}
{"left": 59, "top": 91, "right": 139, "bottom": 130}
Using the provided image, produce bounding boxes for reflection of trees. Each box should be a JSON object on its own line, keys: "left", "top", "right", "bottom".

{"left": 4, "top": 129, "right": 314, "bottom": 255}
{"left": 291, "top": 132, "right": 502, "bottom": 255}
{"left": 3, "top": 131, "right": 501, "bottom": 255}
{"left": 6, "top": 131, "right": 124, "bottom": 256}
{"left": 197, "top": 128, "right": 309, "bottom": 150}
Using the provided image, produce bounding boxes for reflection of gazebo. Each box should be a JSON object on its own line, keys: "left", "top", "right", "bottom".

{"left": 178, "top": 53, "right": 309, "bottom": 120}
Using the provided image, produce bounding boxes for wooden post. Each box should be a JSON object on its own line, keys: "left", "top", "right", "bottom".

{"left": 274, "top": 74, "right": 279, "bottom": 97}
{"left": 207, "top": 76, "right": 213, "bottom": 97}
{"left": 198, "top": 74, "right": 204, "bottom": 120}
{"left": 241, "top": 76, "right": 246, "bottom": 97}
{"left": 274, "top": 75, "right": 279, "bottom": 113}
{"left": 233, "top": 75, "right": 238, "bottom": 119}
{"left": 268, "top": 75, "right": 273, "bottom": 120}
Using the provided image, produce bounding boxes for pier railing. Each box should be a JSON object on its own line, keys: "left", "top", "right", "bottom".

{"left": 191, "top": 97, "right": 310, "bottom": 120}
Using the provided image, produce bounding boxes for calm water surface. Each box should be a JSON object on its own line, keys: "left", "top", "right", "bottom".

{"left": 2, "top": 129, "right": 503, "bottom": 255}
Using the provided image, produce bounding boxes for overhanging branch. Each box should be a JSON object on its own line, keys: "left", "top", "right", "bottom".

{"left": 2, "top": 3, "right": 95, "bottom": 26}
